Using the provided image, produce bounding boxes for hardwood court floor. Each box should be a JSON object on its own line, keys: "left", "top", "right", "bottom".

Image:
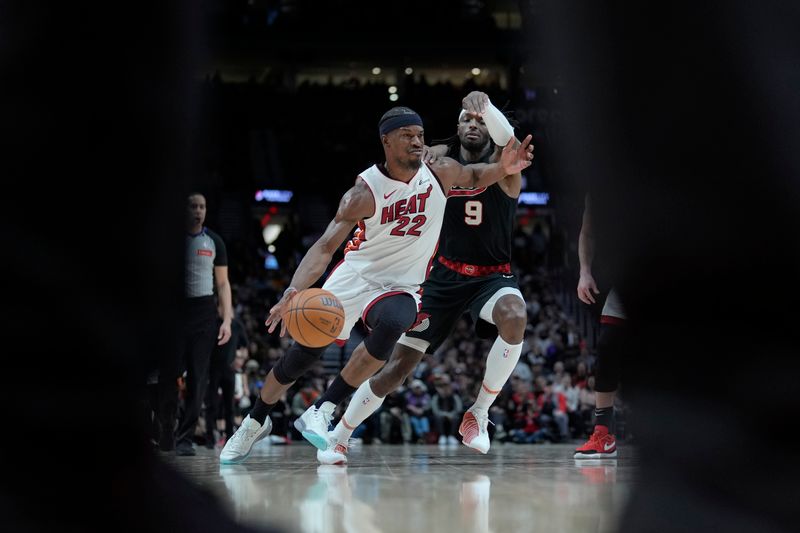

{"left": 164, "top": 441, "right": 636, "bottom": 533}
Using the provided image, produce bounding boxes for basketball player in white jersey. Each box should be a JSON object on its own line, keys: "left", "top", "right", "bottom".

{"left": 220, "top": 106, "right": 533, "bottom": 463}
{"left": 317, "top": 92, "right": 531, "bottom": 464}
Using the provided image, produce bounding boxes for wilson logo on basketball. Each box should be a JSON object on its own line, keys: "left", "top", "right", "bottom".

{"left": 284, "top": 288, "right": 345, "bottom": 348}
{"left": 321, "top": 297, "right": 343, "bottom": 309}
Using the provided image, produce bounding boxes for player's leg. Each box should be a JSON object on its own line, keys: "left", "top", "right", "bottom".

{"left": 461, "top": 285, "right": 526, "bottom": 453}
{"left": 317, "top": 263, "right": 474, "bottom": 464}
{"left": 221, "top": 265, "right": 363, "bottom": 463}
{"left": 219, "top": 342, "right": 329, "bottom": 463}
{"left": 318, "top": 276, "right": 465, "bottom": 463}
{"left": 575, "top": 288, "right": 627, "bottom": 459}
{"left": 316, "top": 340, "right": 425, "bottom": 464}
{"left": 297, "top": 291, "right": 418, "bottom": 450}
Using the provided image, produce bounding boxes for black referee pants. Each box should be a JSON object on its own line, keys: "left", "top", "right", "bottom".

{"left": 158, "top": 297, "right": 218, "bottom": 448}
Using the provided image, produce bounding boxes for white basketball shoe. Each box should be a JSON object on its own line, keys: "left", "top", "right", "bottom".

{"left": 219, "top": 415, "right": 272, "bottom": 464}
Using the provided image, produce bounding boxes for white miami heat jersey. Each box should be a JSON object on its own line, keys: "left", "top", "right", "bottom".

{"left": 343, "top": 163, "right": 447, "bottom": 288}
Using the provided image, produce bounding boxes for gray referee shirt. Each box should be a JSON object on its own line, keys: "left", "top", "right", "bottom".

{"left": 185, "top": 227, "right": 227, "bottom": 298}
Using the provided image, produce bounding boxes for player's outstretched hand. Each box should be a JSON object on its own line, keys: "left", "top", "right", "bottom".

{"left": 265, "top": 288, "right": 298, "bottom": 337}
{"left": 500, "top": 134, "right": 534, "bottom": 175}
{"left": 423, "top": 144, "right": 447, "bottom": 164}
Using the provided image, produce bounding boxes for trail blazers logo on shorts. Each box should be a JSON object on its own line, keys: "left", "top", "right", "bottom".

{"left": 409, "top": 312, "right": 431, "bottom": 332}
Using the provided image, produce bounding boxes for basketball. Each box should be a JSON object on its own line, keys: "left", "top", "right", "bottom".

{"left": 283, "top": 288, "right": 345, "bottom": 348}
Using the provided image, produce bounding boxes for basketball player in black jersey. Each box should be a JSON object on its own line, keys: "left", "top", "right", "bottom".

{"left": 318, "top": 92, "right": 530, "bottom": 463}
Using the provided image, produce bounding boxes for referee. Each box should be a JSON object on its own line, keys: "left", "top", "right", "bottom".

{"left": 158, "top": 192, "right": 233, "bottom": 455}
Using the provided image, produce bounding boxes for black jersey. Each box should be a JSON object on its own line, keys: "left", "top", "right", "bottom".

{"left": 438, "top": 146, "right": 517, "bottom": 265}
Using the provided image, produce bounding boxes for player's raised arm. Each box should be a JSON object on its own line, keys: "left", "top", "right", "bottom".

{"left": 461, "top": 91, "right": 515, "bottom": 147}
{"left": 431, "top": 135, "right": 533, "bottom": 191}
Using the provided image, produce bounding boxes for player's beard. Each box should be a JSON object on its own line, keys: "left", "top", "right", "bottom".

{"left": 461, "top": 136, "right": 488, "bottom": 154}
{"left": 401, "top": 156, "right": 423, "bottom": 171}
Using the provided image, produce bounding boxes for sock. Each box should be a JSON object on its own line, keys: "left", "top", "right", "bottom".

{"left": 594, "top": 406, "right": 615, "bottom": 433}
{"left": 315, "top": 374, "right": 357, "bottom": 408}
{"left": 330, "top": 380, "right": 385, "bottom": 444}
{"left": 249, "top": 396, "right": 276, "bottom": 425}
{"left": 472, "top": 337, "right": 523, "bottom": 413}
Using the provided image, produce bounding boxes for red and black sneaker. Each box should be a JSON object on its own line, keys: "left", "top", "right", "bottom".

{"left": 574, "top": 425, "right": 617, "bottom": 459}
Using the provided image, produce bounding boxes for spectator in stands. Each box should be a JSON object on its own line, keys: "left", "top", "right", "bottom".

{"left": 405, "top": 379, "right": 432, "bottom": 443}
{"left": 578, "top": 376, "right": 597, "bottom": 436}
{"left": 380, "top": 388, "right": 411, "bottom": 444}
{"left": 549, "top": 374, "right": 572, "bottom": 441}
{"left": 232, "top": 348, "right": 250, "bottom": 419}
{"left": 431, "top": 374, "right": 463, "bottom": 446}
{"left": 549, "top": 360, "right": 567, "bottom": 388}
{"left": 510, "top": 404, "right": 548, "bottom": 444}
{"left": 573, "top": 360, "right": 590, "bottom": 389}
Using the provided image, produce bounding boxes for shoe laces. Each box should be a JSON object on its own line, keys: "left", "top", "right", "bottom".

{"left": 314, "top": 406, "right": 334, "bottom": 429}
{"left": 230, "top": 420, "right": 259, "bottom": 446}
{"left": 589, "top": 429, "right": 609, "bottom": 445}
{"left": 471, "top": 410, "right": 493, "bottom": 434}
{"left": 327, "top": 436, "right": 358, "bottom": 452}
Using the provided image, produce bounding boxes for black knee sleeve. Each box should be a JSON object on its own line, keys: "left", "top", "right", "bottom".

{"left": 363, "top": 294, "right": 418, "bottom": 361}
{"left": 272, "top": 342, "right": 327, "bottom": 384}
{"left": 594, "top": 324, "right": 630, "bottom": 392}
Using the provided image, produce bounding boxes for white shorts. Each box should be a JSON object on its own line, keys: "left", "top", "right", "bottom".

{"left": 322, "top": 261, "right": 422, "bottom": 341}
{"left": 601, "top": 287, "right": 627, "bottom": 323}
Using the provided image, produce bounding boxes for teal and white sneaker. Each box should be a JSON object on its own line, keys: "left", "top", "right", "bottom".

{"left": 219, "top": 415, "right": 272, "bottom": 464}
{"left": 294, "top": 403, "right": 335, "bottom": 450}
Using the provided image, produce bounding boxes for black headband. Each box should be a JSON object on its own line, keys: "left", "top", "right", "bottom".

{"left": 378, "top": 113, "right": 423, "bottom": 136}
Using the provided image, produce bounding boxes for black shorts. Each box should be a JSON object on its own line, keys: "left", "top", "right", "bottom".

{"left": 404, "top": 261, "right": 521, "bottom": 354}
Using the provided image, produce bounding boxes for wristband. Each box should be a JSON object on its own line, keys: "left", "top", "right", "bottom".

{"left": 284, "top": 286, "right": 298, "bottom": 298}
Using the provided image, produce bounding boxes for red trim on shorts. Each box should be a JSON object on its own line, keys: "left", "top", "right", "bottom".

{"left": 408, "top": 312, "right": 431, "bottom": 331}
{"left": 600, "top": 315, "right": 626, "bottom": 326}
{"left": 438, "top": 256, "right": 511, "bottom": 277}
{"left": 334, "top": 339, "right": 347, "bottom": 347}
{"left": 361, "top": 290, "right": 408, "bottom": 328}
